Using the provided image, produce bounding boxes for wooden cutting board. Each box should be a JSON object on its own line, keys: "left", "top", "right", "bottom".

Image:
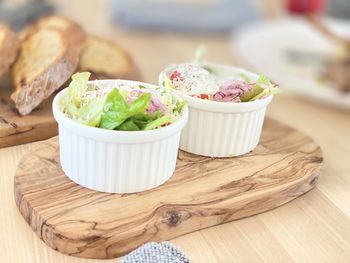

{"left": 14, "top": 118, "right": 323, "bottom": 259}
{"left": 0, "top": 78, "right": 57, "bottom": 148}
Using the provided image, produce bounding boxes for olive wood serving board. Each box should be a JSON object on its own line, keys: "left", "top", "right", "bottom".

{"left": 0, "top": 78, "right": 57, "bottom": 148}
{"left": 14, "top": 118, "right": 323, "bottom": 259}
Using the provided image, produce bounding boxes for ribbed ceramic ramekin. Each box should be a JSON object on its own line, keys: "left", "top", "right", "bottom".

{"left": 159, "top": 63, "right": 273, "bottom": 157}
{"left": 52, "top": 80, "right": 188, "bottom": 193}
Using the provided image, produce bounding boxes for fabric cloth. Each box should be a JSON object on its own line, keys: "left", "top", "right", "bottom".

{"left": 120, "top": 242, "right": 191, "bottom": 263}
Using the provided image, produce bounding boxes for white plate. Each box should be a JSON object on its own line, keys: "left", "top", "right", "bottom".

{"left": 231, "top": 17, "right": 350, "bottom": 110}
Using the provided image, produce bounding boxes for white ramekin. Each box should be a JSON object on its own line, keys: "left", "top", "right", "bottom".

{"left": 159, "top": 63, "right": 273, "bottom": 157}
{"left": 52, "top": 80, "right": 188, "bottom": 193}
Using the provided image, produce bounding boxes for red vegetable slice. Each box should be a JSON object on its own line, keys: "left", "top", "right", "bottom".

{"left": 170, "top": 70, "right": 181, "bottom": 81}
{"left": 199, "top": 94, "right": 209, "bottom": 100}
{"left": 191, "top": 94, "right": 209, "bottom": 100}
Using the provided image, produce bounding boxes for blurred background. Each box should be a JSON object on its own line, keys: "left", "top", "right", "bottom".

{"left": 1, "top": 0, "right": 350, "bottom": 111}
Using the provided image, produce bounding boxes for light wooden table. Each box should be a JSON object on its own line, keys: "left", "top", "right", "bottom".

{"left": 1, "top": 1, "right": 350, "bottom": 262}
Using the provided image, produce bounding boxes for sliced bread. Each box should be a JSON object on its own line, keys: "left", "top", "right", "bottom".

{"left": 21, "top": 15, "right": 86, "bottom": 51}
{"left": 11, "top": 28, "right": 79, "bottom": 115}
{"left": 78, "top": 36, "right": 140, "bottom": 80}
{"left": 0, "top": 24, "right": 20, "bottom": 77}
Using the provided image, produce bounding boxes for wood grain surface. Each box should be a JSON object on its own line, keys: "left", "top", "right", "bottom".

{"left": 0, "top": 77, "right": 57, "bottom": 148}
{"left": 14, "top": 118, "right": 322, "bottom": 259}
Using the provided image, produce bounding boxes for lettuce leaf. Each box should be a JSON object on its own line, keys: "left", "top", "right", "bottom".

{"left": 193, "top": 44, "right": 206, "bottom": 63}
{"left": 144, "top": 115, "right": 172, "bottom": 130}
{"left": 129, "top": 92, "right": 152, "bottom": 116}
{"left": 131, "top": 112, "right": 162, "bottom": 128}
{"left": 76, "top": 98, "right": 105, "bottom": 127}
{"left": 61, "top": 72, "right": 104, "bottom": 127}
{"left": 162, "top": 73, "right": 176, "bottom": 90}
{"left": 117, "top": 111, "right": 168, "bottom": 131}
{"left": 240, "top": 75, "right": 279, "bottom": 102}
{"left": 100, "top": 88, "right": 151, "bottom": 130}
{"left": 100, "top": 88, "right": 132, "bottom": 129}
{"left": 173, "top": 100, "right": 185, "bottom": 114}
{"left": 67, "top": 72, "right": 91, "bottom": 107}
{"left": 240, "top": 85, "right": 265, "bottom": 102}
{"left": 117, "top": 119, "right": 141, "bottom": 131}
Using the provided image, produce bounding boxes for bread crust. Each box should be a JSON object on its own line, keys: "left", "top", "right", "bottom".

{"left": 0, "top": 25, "right": 20, "bottom": 77}
{"left": 78, "top": 36, "right": 141, "bottom": 81}
{"left": 11, "top": 29, "right": 79, "bottom": 115}
{"left": 20, "top": 15, "right": 86, "bottom": 51}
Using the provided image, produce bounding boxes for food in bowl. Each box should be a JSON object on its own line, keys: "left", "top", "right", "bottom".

{"left": 53, "top": 73, "right": 188, "bottom": 193}
{"left": 161, "top": 62, "right": 278, "bottom": 102}
{"left": 60, "top": 72, "right": 185, "bottom": 130}
{"left": 159, "top": 62, "right": 278, "bottom": 157}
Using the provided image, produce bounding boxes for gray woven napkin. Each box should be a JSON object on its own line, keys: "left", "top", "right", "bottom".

{"left": 120, "top": 242, "right": 191, "bottom": 263}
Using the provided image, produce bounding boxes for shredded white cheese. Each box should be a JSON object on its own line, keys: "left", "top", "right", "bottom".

{"left": 169, "top": 63, "right": 219, "bottom": 95}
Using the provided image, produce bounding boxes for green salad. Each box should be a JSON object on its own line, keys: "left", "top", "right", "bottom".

{"left": 161, "top": 63, "right": 279, "bottom": 103}
{"left": 159, "top": 46, "right": 278, "bottom": 103}
{"left": 60, "top": 72, "right": 185, "bottom": 131}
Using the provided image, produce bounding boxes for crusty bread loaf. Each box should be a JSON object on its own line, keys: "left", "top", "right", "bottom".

{"left": 78, "top": 36, "right": 141, "bottom": 80}
{"left": 20, "top": 15, "right": 86, "bottom": 51}
{"left": 11, "top": 28, "right": 79, "bottom": 115}
{"left": 0, "top": 24, "right": 20, "bottom": 77}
